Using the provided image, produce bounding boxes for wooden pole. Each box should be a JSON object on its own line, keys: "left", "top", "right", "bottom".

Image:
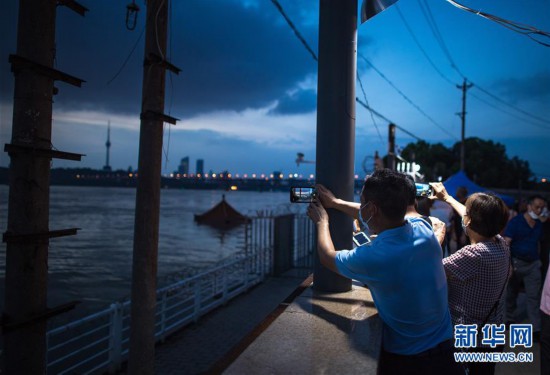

{"left": 4, "top": 0, "right": 57, "bottom": 373}
{"left": 128, "top": 0, "right": 168, "bottom": 373}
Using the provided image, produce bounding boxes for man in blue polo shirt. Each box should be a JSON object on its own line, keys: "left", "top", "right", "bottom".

{"left": 505, "top": 195, "right": 546, "bottom": 335}
{"left": 307, "top": 169, "right": 461, "bottom": 374}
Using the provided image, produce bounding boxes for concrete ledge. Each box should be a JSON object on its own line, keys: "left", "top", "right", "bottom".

{"left": 225, "top": 281, "right": 381, "bottom": 374}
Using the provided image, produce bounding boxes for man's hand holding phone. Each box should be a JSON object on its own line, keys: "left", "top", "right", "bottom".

{"left": 307, "top": 199, "right": 328, "bottom": 226}
{"left": 315, "top": 184, "right": 338, "bottom": 209}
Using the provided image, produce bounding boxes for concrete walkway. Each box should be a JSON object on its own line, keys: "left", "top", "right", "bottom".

{"left": 223, "top": 279, "right": 540, "bottom": 375}
{"left": 145, "top": 270, "right": 539, "bottom": 374}
{"left": 224, "top": 280, "right": 381, "bottom": 374}
{"left": 149, "top": 270, "right": 310, "bottom": 374}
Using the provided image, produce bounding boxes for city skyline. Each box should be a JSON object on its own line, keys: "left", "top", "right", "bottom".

{"left": 0, "top": 0, "right": 548, "bottom": 180}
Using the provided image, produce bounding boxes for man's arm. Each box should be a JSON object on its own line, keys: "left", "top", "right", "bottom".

{"left": 307, "top": 200, "right": 339, "bottom": 273}
{"left": 316, "top": 184, "right": 361, "bottom": 219}
{"left": 316, "top": 221, "right": 339, "bottom": 273}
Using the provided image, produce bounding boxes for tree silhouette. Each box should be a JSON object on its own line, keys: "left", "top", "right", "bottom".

{"left": 401, "top": 137, "right": 534, "bottom": 188}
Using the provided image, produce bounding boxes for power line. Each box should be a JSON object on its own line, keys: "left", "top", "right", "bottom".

{"left": 356, "top": 98, "right": 423, "bottom": 142}
{"left": 419, "top": 0, "right": 464, "bottom": 79}
{"left": 357, "top": 72, "right": 385, "bottom": 146}
{"left": 446, "top": 0, "right": 550, "bottom": 48}
{"left": 106, "top": 25, "right": 145, "bottom": 85}
{"left": 163, "top": 0, "right": 175, "bottom": 172}
{"left": 270, "top": 0, "right": 411, "bottom": 145}
{"left": 356, "top": 98, "right": 391, "bottom": 122}
{"left": 270, "top": 0, "right": 318, "bottom": 61}
{"left": 469, "top": 91, "right": 550, "bottom": 131}
{"left": 395, "top": 4, "right": 457, "bottom": 86}
{"left": 472, "top": 83, "right": 550, "bottom": 126}
{"left": 416, "top": 0, "right": 550, "bottom": 129}
{"left": 359, "top": 54, "right": 458, "bottom": 140}
{"left": 270, "top": 0, "right": 433, "bottom": 145}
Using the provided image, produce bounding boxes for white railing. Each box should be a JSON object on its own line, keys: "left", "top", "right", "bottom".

{"left": 45, "top": 214, "right": 315, "bottom": 374}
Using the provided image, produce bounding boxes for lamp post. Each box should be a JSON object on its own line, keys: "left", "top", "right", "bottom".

{"left": 314, "top": 0, "right": 357, "bottom": 292}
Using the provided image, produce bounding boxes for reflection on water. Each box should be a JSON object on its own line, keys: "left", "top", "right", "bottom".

{"left": 0, "top": 185, "right": 304, "bottom": 321}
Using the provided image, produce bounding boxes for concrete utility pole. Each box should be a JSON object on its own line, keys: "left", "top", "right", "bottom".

{"left": 128, "top": 0, "right": 179, "bottom": 372}
{"left": 3, "top": 3, "right": 57, "bottom": 372}
{"left": 104, "top": 120, "right": 111, "bottom": 171}
{"left": 387, "top": 123, "right": 396, "bottom": 171}
{"left": 3, "top": 0, "right": 85, "bottom": 373}
{"left": 457, "top": 78, "right": 473, "bottom": 171}
{"left": 314, "top": 0, "right": 357, "bottom": 292}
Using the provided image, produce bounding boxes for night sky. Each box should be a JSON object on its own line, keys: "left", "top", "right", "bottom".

{"left": 1, "top": 0, "right": 549, "bottom": 180}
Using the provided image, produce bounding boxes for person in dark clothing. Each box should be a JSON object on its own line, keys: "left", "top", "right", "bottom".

{"left": 539, "top": 200, "right": 550, "bottom": 283}
{"left": 505, "top": 195, "right": 546, "bottom": 336}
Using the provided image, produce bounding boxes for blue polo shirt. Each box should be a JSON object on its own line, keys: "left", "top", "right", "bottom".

{"left": 335, "top": 217, "right": 452, "bottom": 355}
{"left": 504, "top": 214, "right": 542, "bottom": 262}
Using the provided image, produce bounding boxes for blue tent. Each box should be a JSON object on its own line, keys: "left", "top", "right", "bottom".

{"left": 443, "top": 171, "right": 515, "bottom": 207}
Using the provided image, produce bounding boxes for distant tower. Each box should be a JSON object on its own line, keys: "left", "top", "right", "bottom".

{"left": 178, "top": 156, "right": 189, "bottom": 175}
{"left": 196, "top": 159, "right": 204, "bottom": 176}
{"left": 103, "top": 121, "right": 112, "bottom": 171}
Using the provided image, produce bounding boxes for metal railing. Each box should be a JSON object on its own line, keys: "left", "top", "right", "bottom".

{"left": 45, "top": 214, "right": 315, "bottom": 374}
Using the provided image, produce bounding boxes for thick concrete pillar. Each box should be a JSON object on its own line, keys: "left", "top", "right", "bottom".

{"left": 314, "top": 0, "right": 357, "bottom": 292}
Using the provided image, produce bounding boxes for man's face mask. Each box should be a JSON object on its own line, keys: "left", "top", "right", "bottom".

{"left": 359, "top": 201, "right": 373, "bottom": 233}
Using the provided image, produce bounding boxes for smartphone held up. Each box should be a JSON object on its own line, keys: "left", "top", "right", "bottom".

{"left": 290, "top": 187, "right": 317, "bottom": 203}
{"left": 415, "top": 183, "right": 433, "bottom": 198}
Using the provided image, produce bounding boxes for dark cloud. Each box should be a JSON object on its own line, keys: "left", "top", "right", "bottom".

{"left": 493, "top": 71, "right": 550, "bottom": 102}
{"left": 269, "top": 89, "right": 317, "bottom": 115}
{"left": 2, "top": 0, "right": 320, "bottom": 117}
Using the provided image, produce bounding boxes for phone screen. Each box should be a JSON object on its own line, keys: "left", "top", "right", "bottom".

{"left": 353, "top": 231, "right": 371, "bottom": 247}
{"left": 415, "top": 183, "right": 433, "bottom": 197}
{"left": 290, "top": 187, "right": 317, "bottom": 203}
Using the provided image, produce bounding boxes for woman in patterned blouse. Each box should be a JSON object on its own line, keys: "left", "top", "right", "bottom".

{"left": 431, "top": 182, "right": 511, "bottom": 375}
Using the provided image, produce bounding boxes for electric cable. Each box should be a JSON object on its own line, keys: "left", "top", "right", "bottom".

{"left": 356, "top": 98, "right": 423, "bottom": 142}
{"left": 163, "top": 0, "right": 174, "bottom": 172}
{"left": 155, "top": 0, "right": 167, "bottom": 60}
{"left": 416, "top": 0, "right": 550, "bottom": 129}
{"left": 395, "top": 4, "right": 457, "bottom": 86}
{"left": 472, "top": 83, "right": 550, "bottom": 126}
{"left": 446, "top": 0, "right": 550, "bottom": 47}
{"left": 419, "top": 0, "right": 465, "bottom": 79}
{"left": 107, "top": 25, "right": 145, "bottom": 85}
{"left": 359, "top": 54, "right": 458, "bottom": 140}
{"left": 270, "top": 0, "right": 431, "bottom": 144}
{"left": 357, "top": 71, "right": 385, "bottom": 146}
{"left": 270, "top": 0, "right": 318, "bottom": 61}
{"left": 469, "top": 91, "right": 550, "bottom": 131}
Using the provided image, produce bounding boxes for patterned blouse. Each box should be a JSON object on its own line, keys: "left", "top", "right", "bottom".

{"left": 443, "top": 235, "right": 511, "bottom": 326}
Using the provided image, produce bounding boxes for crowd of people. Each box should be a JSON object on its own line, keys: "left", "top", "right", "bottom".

{"left": 306, "top": 168, "right": 550, "bottom": 375}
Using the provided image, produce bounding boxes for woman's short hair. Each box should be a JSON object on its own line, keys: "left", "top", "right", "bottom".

{"left": 465, "top": 192, "right": 509, "bottom": 238}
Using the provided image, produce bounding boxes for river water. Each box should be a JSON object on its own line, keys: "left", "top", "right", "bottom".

{"left": 0, "top": 185, "right": 306, "bottom": 322}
